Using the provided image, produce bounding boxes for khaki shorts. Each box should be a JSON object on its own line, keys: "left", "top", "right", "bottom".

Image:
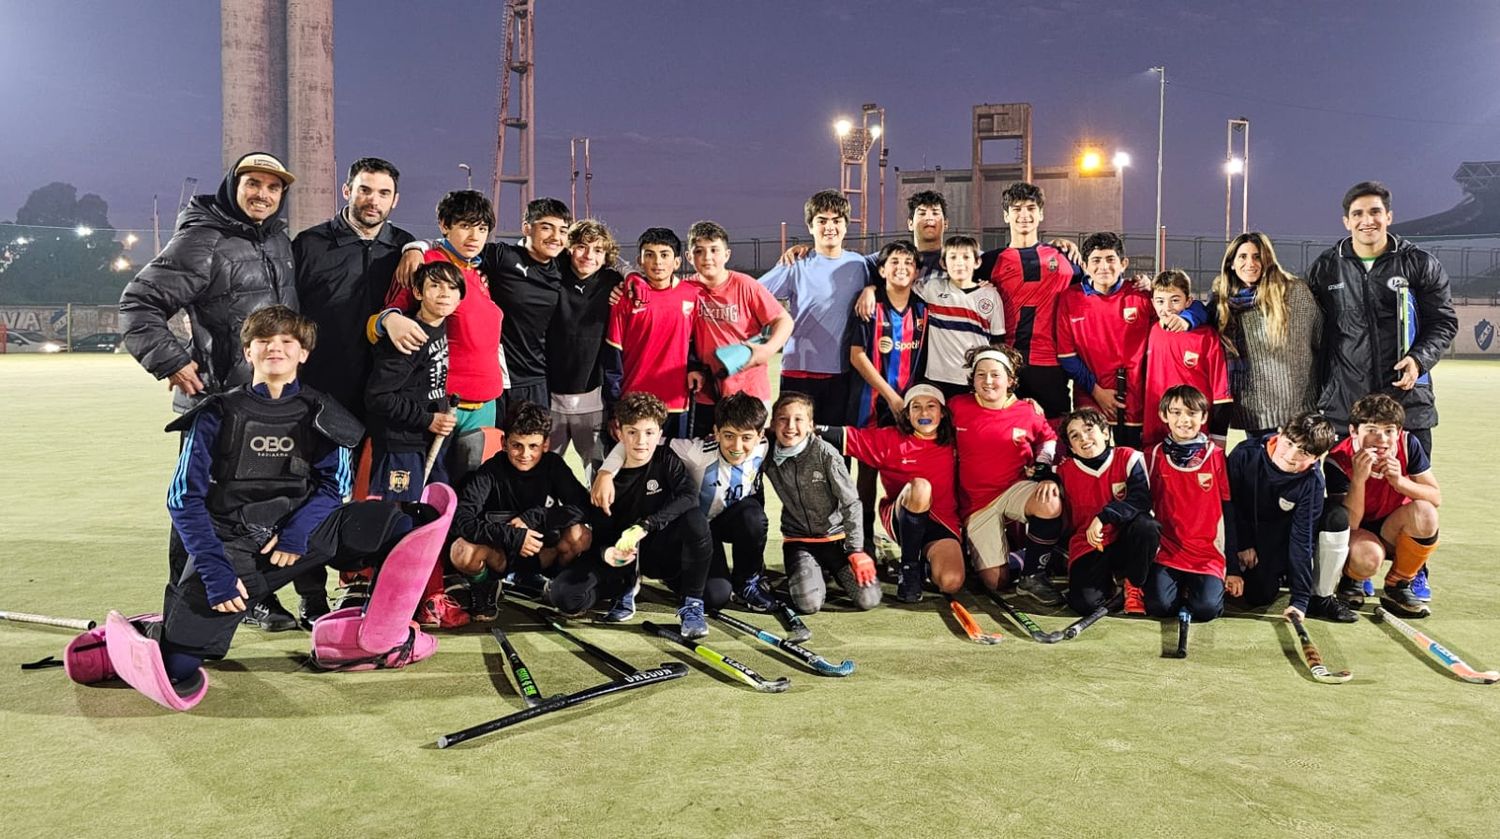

{"left": 964, "top": 481, "right": 1035, "bottom": 570}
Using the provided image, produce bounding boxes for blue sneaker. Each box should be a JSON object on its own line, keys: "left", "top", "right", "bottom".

{"left": 1361, "top": 578, "right": 1375, "bottom": 598}
{"left": 677, "top": 596, "right": 708, "bottom": 639}
{"left": 600, "top": 581, "right": 639, "bottom": 623}
{"left": 1410, "top": 566, "right": 1432, "bottom": 602}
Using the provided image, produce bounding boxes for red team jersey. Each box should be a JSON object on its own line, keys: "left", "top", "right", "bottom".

{"left": 385, "top": 249, "right": 505, "bottom": 402}
{"left": 1056, "top": 283, "right": 1154, "bottom": 427}
{"left": 1325, "top": 431, "right": 1426, "bottom": 522}
{"left": 1142, "top": 325, "right": 1231, "bottom": 447}
{"left": 1146, "top": 442, "right": 1230, "bottom": 578}
{"left": 689, "top": 271, "right": 784, "bottom": 405}
{"left": 948, "top": 394, "right": 1057, "bottom": 520}
{"left": 980, "top": 244, "right": 1082, "bottom": 367}
{"left": 606, "top": 274, "right": 698, "bottom": 412}
{"left": 1057, "top": 446, "right": 1145, "bottom": 563}
{"left": 843, "top": 425, "right": 960, "bottom": 536}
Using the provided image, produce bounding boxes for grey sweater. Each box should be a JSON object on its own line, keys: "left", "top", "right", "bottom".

{"left": 762, "top": 437, "right": 865, "bottom": 552}
{"left": 1219, "top": 278, "right": 1322, "bottom": 432}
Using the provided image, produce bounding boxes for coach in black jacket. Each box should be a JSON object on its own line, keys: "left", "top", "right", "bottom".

{"left": 1306, "top": 182, "right": 1456, "bottom": 451}
{"left": 120, "top": 152, "right": 298, "bottom": 414}
{"left": 293, "top": 158, "right": 414, "bottom": 419}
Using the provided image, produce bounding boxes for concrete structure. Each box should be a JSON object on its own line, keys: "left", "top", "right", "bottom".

{"left": 970, "top": 103, "right": 1032, "bottom": 235}
{"left": 220, "top": 0, "right": 335, "bottom": 236}
{"left": 898, "top": 164, "right": 1122, "bottom": 245}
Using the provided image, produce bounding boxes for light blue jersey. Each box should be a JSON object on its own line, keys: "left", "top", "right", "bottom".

{"left": 759, "top": 251, "right": 870, "bottom": 375}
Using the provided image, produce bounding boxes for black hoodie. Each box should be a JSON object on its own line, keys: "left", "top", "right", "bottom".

{"left": 121, "top": 152, "right": 298, "bottom": 413}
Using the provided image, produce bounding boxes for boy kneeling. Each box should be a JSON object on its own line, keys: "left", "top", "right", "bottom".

{"left": 74, "top": 308, "right": 435, "bottom": 710}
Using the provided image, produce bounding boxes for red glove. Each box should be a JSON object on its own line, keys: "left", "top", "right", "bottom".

{"left": 847, "top": 551, "right": 876, "bottom": 587}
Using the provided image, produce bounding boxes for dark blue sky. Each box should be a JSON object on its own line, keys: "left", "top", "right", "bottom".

{"left": 3, "top": 1, "right": 1499, "bottom": 244}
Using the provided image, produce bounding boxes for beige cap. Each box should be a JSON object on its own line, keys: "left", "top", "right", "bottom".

{"left": 234, "top": 153, "right": 296, "bottom": 186}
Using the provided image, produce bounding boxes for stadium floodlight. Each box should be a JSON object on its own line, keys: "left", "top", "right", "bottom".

{"left": 834, "top": 118, "right": 852, "bottom": 137}
{"left": 75, "top": 225, "right": 93, "bottom": 237}
{"left": 1079, "top": 150, "right": 1102, "bottom": 173}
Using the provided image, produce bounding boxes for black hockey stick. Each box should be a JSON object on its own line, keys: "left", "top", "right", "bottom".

{"left": 1060, "top": 592, "right": 1121, "bottom": 641}
{"left": 643, "top": 621, "right": 791, "bottom": 692}
{"left": 770, "top": 599, "right": 812, "bottom": 643}
{"left": 988, "top": 589, "right": 1062, "bottom": 643}
{"left": 532, "top": 606, "right": 639, "bottom": 676}
{"left": 1114, "top": 366, "right": 1128, "bottom": 442}
{"left": 711, "top": 611, "right": 854, "bottom": 676}
{"left": 491, "top": 628, "right": 544, "bottom": 706}
{"left": 436, "top": 663, "right": 688, "bottom": 748}
{"left": 1288, "top": 613, "right": 1352, "bottom": 684}
{"left": 1164, "top": 606, "right": 1190, "bottom": 658}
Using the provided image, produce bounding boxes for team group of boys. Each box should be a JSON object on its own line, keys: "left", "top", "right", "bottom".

{"left": 88, "top": 176, "right": 1442, "bottom": 706}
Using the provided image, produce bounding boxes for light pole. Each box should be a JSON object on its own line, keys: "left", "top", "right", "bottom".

{"left": 1150, "top": 66, "right": 1166, "bottom": 269}
{"left": 1224, "top": 117, "right": 1249, "bottom": 241}
{"left": 1113, "top": 151, "right": 1131, "bottom": 230}
{"left": 570, "top": 137, "right": 593, "bottom": 217}
{"left": 835, "top": 117, "right": 879, "bottom": 238}
{"left": 459, "top": 163, "right": 473, "bottom": 190}
{"left": 862, "top": 103, "right": 886, "bottom": 234}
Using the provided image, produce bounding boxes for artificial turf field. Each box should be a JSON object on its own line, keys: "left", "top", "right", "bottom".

{"left": 3, "top": 354, "right": 1499, "bottom": 838}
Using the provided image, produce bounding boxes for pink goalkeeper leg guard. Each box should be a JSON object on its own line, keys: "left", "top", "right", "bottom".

{"left": 309, "top": 483, "right": 456, "bottom": 670}
{"left": 103, "top": 611, "right": 207, "bottom": 711}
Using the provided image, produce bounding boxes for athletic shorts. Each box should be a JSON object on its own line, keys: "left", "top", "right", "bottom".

{"left": 881, "top": 484, "right": 960, "bottom": 547}
{"left": 963, "top": 481, "right": 1035, "bottom": 570}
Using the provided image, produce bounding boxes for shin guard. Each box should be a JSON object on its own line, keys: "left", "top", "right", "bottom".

{"left": 103, "top": 611, "right": 207, "bottom": 711}
{"left": 310, "top": 483, "right": 456, "bottom": 671}
{"left": 1388, "top": 530, "right": 1438, "bottom": 585}
{"left": 1315, "top": 514, "right": 1351, "bottom": 598}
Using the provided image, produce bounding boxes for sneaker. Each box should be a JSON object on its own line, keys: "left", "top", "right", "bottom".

{"left": 1307, "top": 594, "right": 1358, "bottom": 624}
{"left": 1361, "top": 578, "right": 1375, "bottom": 598}
{"left": 504, "top": 570, "right": 549, "bottom": 598}
{"left": 599, "top": 581, "right": 639, "bottom": 623}
{"left": 735, "top": 574, "right": 778, "bottom": 613}
{"left": 298, "top": 594, "right": 330, "bottom": 630}
{"left": 242, "top": 595, "right": 298, "bottom": 632}
{"left": 416, "top": 593, "right": 472, "bottom": 629}
{"left": 1123, "top": 581, "right": 1146, "bottom": 616}
{"left": 1410, "top": 566, "right": 1432, "bottom": 602}
{"left": 1336, "top": 576, "right": 1366, "bottom": 610}
{"left": 1380, "top": 580, "right": 1431, "bottom": 618}
{"left": 677, "top": 596, "right": 708, "bottom": 639}
{"left": 895, "top": 562, "right": 923, "bottom": 604}
{"left": 1017, "top": 573, "right": 1065, "bottom": 607}
{"left": 334, "top": 580, "right": 371, "bottom": 611}
{"left": 469, "top": 577, "right": 499, "bottom": 622}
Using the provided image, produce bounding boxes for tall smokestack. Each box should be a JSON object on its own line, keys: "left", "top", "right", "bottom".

{"left": 285, "top": 0, "right": 335, "bottom": 236}
{"left": 220, "top": 0, "right": 288, "bottom": 172}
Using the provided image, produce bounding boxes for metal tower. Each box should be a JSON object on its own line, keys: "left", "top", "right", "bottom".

{"left": 493, "top": 0, "right": 536, "bottom": 234}
{"left": 570, "top": 137, "right": 592, "bottom": 218}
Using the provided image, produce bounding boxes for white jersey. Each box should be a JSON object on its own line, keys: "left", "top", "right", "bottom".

{"left": 914, "top": 276, "right": 1006, "bottom": 386}
{"left": 602, "top": 437, "right": 768, "bottom": 520}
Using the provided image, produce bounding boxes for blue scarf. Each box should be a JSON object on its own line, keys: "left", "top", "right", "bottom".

{"left": 1163, "top": 433, "right": 1209, "bottom": 468}
{"left": 1227, "top": 286, "right": 1256, "bottom": 311}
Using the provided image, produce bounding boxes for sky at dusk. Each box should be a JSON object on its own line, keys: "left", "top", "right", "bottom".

{"left": 3, "top": 0, "right": 1500, "bottom": 246}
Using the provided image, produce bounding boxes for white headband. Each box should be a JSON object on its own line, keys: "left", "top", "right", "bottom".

{"left": 903, "top": 383, "right": 946, "bottom": 407}
{"left": 970, "top": 348, "right": 1015, "bottom": 376}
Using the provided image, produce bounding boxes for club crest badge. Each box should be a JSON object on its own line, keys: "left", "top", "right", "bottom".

{"left": 1476, "top": 319, "right": 1495, "bottom": 352}
{"left": 1111, "top": 481, "right": 1127, "bottom": 500}
{"left": 1197, "top": 473, "right": 1213, "bottom": 492}
{"left": 1278, "top": 496, "right": 1296, "bottom": 512}
{"left": 977, "top": 297, "right": 995, "bottom": 315}
{"left": 1011, "top": 428, "right": 1027, "bottom": 443}
{"left": 682, "top": 301, "right": 695, "bottom": 317}
{"left": 1183, "top": 350, "right": 1200, "bottom": 369}
{"left": 1123, "top": 306, "right": 1139, "bottom": 323}
{"left": 1047, "top": 257, "right": 1059, "bottom": 273}
{"left": 388, "top": 470, "right": 411, "bottom": 493}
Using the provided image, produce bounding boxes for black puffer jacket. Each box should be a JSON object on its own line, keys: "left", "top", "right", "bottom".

{"left": 120, "top": 154, "right": 297, "bottom": 412}
{"left": 1305, "top": 234, "right": 1456, "bottom": 429}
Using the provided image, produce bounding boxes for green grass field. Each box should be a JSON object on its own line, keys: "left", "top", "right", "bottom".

{"left": 3, "top": 355, "right": 1499, "bottom": 838}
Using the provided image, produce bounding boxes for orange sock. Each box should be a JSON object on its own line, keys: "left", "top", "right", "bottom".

{"left": 1387, "top": 531, "right": 1438, "bottom": 584}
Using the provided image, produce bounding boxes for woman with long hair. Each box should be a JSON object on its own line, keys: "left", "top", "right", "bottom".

{"left": 1210, "top": 232, "right": 1322, "bottom": 436}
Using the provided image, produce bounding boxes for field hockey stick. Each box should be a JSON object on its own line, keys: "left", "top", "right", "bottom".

{"left": 1375, "top": 607, "right": 1500, "bottom": 684}
{"left": 1164, "top": 606, "right": 1190, "bottom": 658}
{"left": 642, "top": 620, "right": 791, "bottom": 692}
{"left": 422, "top": 395, "right": 461, "bottom": 483}
{"left": 436, "top": 663, "right": 688, "bottom": 748}
{"left": 683, "top": 380, "right": 701, "bottom": 439}
{"left": 529, "top": 606, "right": 639, "bottom": 676}
{"left": 944, "top": 594, "right": 1003, "bottom": 645}
{"left": 988, "top": 590, "right": 1062, "bottom": 643}
{"left": 1060, "top": 592, "right": 1122, "bottom": 641}
{"left": 770, "top": 599, "right": 812, "bottom": 643}
{"left": 491, "top": 628, "right": 545, "bottom": 706}
{"left": 0, "top": 610, "right": 96, "bottom": 631}
{"left": 711, "top": 611, "right": 854, "bottom": 677}
{"left": 1287, "top": 613, "right": 1352, "bottom": 684}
